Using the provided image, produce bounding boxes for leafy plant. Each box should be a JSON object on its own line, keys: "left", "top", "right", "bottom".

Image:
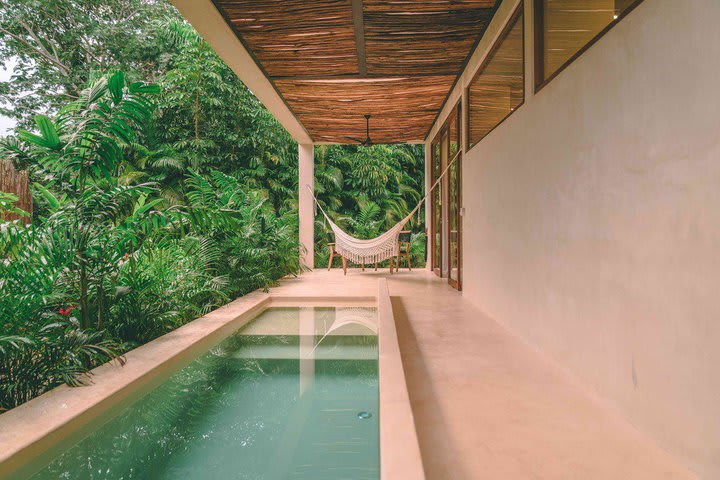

{"left": 0, "top": 319, "right": 120, "bottom": 411}
{"left": 11, "top": 71, "right": 163, "bottom": 330}
{"left": 0, "top": 0, "right": 424, "bottom": 414}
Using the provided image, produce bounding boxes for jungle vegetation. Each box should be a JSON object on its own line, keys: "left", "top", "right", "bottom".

{"left": 0, "top": 0, "right": 425, "bottom": 411}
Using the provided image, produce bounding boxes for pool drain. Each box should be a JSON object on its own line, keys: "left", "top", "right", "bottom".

{"left": 357, "top": 411, "right": 372, "bottom": 420}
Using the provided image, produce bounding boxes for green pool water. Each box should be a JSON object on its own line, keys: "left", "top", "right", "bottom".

{"left": 29, "top": 307, "right": 379, "bottom": 480}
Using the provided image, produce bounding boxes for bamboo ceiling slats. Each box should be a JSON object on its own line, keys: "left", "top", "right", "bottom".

{"left": 217, "top": 0, "right": 358, "bottom": 77}
{"left": 213, "top": 0, "right": 499, "bottom": 143}
{"left": 275, "top": 76, "right": 455, "bottom": 143}
{"left": 365, "top": 10, "right": 494, "bottom": 75}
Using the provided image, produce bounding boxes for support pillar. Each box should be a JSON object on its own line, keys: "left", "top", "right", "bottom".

{"left": 299, "top": 143, "right": 314, "bottom": 269}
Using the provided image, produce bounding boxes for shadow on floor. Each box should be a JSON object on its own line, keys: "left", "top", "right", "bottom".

{"left": 391, "top": 296, "right": 471, "bottom": 480}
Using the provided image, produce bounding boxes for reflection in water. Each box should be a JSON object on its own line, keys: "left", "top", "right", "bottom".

{"left": 30, "top": 307, "right": 378, "bottom": 480}
{"left": 299, "top": 307, "right": 315, "bottom": 396}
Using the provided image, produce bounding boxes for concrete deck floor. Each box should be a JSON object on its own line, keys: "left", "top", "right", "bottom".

{"left": 270, "top": 269, "right": 696, "bottom": 479}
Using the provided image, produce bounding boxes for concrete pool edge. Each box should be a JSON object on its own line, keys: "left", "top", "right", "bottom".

{"left": 0, "top": 291, "right": 271, "bottom": 480}
{"left": 0, "top": 281, "right": 421, "bottom": 480}
{"left": 377, "top": 278, "right": 426, "bottom": 480}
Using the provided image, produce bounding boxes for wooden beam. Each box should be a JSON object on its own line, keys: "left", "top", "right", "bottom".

{"left": 270, "top": 72, "right": 460, "bottom": 81}
{"left": 351, "top": 0, "right": 367, "bottom": 76}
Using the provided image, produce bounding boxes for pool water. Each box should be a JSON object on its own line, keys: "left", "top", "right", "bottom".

{"left": 29, "top": 307, "right": 379, "bottom": 480}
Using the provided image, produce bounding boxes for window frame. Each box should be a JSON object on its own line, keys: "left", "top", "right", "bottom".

{"left": 465, "top": 4, "right": 525, "bottom": 152}
{"left": 430, "top": 134, "right": 443, "bottom": 276}
{"left": 534, "top": 0, "right": 646, "bottom": 92}
{"left": 445, "top": 100, "right": 462, "bottom": 290}
{"left": 429, "top": 99, "right": 462, "bottom": 284}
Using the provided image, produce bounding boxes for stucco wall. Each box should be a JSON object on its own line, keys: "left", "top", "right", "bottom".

{"left": 429, "top": 0, "right": 720, "bottom": 477}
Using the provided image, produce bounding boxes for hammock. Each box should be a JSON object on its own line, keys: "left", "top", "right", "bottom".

{"left": 308, "top": 307, "right": 377, "bottom": 357}
{"left": 306, "top": 151, "right": 458, "bottom": 265}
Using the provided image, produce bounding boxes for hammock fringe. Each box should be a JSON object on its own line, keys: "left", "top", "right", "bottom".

{"left": 326, "top": 215, "right": 409, "bottom": 265}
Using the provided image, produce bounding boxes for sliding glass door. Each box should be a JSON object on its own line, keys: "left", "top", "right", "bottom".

{"left": 440, "top": 129, "right": 449, "bottom": 278}
{"left": 431, "top": 136, "right": 442, "bottom": 276}
{"left": 447, "top": 103, "right": 462, "bottom": 290}
{"left": 430, "top": 100, "right": 462, "bottom": 289}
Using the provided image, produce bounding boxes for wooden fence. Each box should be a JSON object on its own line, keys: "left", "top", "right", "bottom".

{"left": 0, "top": 159, "right": 33, "bottom": 223}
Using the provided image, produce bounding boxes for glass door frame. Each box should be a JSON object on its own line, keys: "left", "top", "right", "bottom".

{"left": 430, "top": 134, "right": 443, "bottom": 277}
{"left": 447, "top": 103, "right": 462, "bottom": 290}
{"left": 429, "top": 100, "right": 463, "bottom": 289}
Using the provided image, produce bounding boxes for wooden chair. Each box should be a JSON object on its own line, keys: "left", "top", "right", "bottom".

{"left": 395, "top": 231, "right": 412, "bottom": 272}
{"left": 327, "top": 232, "right": 347, "bottom": 274}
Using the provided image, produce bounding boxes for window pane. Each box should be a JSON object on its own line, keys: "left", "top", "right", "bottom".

{"left": 467, "top": 10, "right": 524, "bottom": 149}
{"left": 449, "top": 105, "right": 459, "bottom": 158}
{"left": 448, "top": 157, "right": 460, "bottom": 285}
{"left": 431, "top": 138, "right": 442, "bottom": 273}
{"left": 541, "top": 0, "right": 640, "bottom": 82}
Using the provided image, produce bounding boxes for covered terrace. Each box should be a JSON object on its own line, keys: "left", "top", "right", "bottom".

{"left": 170, "top": 0, "right": 718, "bottom": 478}
{"left": 171, "top": 0, "right": 499, "bottom": 269}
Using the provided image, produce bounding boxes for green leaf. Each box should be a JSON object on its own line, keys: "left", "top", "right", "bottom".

{"left": 33, "top": 183, "right": 62, "bottom": 211}
{"left": 108, "top": 71, "right": 125, "bottom": 104}
{"left": 129, "top": 82, "right": 160, "bottom": 94}
{"left": 87, "top": 78, "right": 108, "bottom": 104}
{"left": 17, "top": 129, "right": 48, "bottom": 148}
{"left": 36, "top": 115, "right": 61, "bottom": 149}
{"left": 134, "top": 197, "right": 163, "bottom": 216}
{"left": 17, "top": 116, "right": 61, "bottom": 150}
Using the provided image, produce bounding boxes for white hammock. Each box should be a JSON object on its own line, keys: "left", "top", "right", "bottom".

{"left": 321, "top": 210, "right": 413, "bottom": 265}
{"left": 306, "top": 151, "right": 458, "bottom": 265}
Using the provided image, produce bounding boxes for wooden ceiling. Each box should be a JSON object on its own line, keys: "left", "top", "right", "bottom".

{"left": 214, "top": 0, "right": 499, "bottom": 143}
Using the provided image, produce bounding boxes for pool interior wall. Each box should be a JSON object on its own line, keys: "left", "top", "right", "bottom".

{"left": 26, "top": 307, "right": 379, "bottom": 480}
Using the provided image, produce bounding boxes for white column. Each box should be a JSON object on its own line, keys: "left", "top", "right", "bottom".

{"left": 298, "top": 143, "right": 314, "bottom": 269}
{"left": 424, "top": 142, "right": 432, "bottom": 270}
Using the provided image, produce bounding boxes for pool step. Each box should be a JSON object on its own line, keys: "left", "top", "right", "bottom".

{"left": 227, "top": 343, "right": 377, "bottom": 361}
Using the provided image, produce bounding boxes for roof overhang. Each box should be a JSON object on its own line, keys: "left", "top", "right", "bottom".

{"left": 171, "top": 0, "right": 500, "bottom": 144}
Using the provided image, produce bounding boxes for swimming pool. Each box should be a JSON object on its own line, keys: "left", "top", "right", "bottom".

{"left": 28, "top": 307, "right": 379, "bottom": 480}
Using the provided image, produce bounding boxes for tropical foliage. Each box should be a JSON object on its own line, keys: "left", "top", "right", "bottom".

{"left": 0, "top": 72, "right": 300, "bottom": 411}
{"left": 0, "top": 0, "right": 177, "bottom": 128}
{"left": 0, "top": 0, "right": 425, "bottom": 411}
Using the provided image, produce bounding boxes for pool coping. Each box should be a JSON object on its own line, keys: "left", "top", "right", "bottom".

{"left": 0, "top": 291, "right": 271, "bottom": 480}
{"left": 377, "top": 278, "right": 426, "bottom": 480}
{"left": 0, "top": 281, "right": 423, "bottom": 480}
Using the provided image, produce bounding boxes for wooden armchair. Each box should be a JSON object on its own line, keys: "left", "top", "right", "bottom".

{"left": 393, "top": 231, "right": 412, "bottom": 272}
{"left": 327, "top": 232, "right": 347, "bottom": 274}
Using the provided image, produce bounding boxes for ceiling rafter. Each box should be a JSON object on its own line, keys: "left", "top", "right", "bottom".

{"left": 351, "top": 0, "right": 367, "bottom": 76}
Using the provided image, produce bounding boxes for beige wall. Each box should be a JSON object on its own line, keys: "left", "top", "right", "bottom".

{"left": 427, "top": 0, "right": 720, "bottom": 477}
